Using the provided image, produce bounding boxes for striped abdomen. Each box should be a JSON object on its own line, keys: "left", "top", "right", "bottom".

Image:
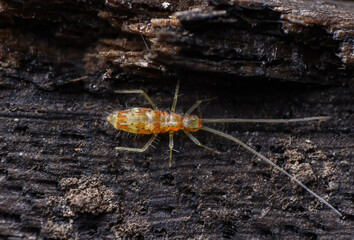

{"left": 107, "top": 108, "right": 183, "bottom": 134}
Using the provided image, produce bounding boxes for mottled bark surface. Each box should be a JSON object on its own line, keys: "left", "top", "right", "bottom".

{"left": 0, "top": 0, "right": 353, "bottom": 239}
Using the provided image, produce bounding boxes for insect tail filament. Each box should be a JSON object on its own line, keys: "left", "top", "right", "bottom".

{"left": 201, "top": 126, "right": 342, "bottom": 217}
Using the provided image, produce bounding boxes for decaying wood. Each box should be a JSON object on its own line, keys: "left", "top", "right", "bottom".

{"left": 0, "top": 0, "right": 353, "bottom": 239}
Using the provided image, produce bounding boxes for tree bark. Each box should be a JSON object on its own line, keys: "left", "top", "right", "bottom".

{"left": 0, "top": 0, "right": 353, "bottom": 239}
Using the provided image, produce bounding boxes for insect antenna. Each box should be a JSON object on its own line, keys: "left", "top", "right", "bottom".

{"left": 201, "top": 126, "right": 342, "bottom": 217}
{"left": 203, "top": 116, "right": 330, "bottom": 124}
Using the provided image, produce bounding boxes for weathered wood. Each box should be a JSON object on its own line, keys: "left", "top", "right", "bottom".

{"left": 0, "top": 0, "right": 353, "bottom": 239}
{"left": 153, "top": 0, "right": 354, "bottom": 84}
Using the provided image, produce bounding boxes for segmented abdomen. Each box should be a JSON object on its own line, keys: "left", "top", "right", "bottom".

{"left": 111, "top": 108, "right": 183, "bottom": 134}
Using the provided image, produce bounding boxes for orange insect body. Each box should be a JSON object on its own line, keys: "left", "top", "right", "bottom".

{"left": 106, "top": 81, "right": 342, "bottom": 217}
{"left": 107, "top": 107, "right": 202, "bottom": 134}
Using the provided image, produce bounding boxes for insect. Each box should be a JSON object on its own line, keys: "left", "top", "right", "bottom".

{"left": 107, "top": 79, "right": 342, "bottom": 217}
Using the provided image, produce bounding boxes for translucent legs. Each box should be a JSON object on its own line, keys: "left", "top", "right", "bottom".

{"left": 169, "top": 131, "right": 174, "bottom": 167}
{"left": 113, "top": 90, "right": 157, "bottom": 153}
{"left": 183, "top": 130, "right": 220, "bottom": 154}
{"left": 114, "top": 80, "right": 181, "bottom": 167}
{"left": 115, "top": 134, "right": 157, "bottom": 152}
{"left": 114, "top": 89, "right": 158, "bottom": 110}
{"left": 169, "top": 79, "right": 180, "bottom": 166}
{"left": 169, "top": 80, "right": 218, "bottom": 165}
{"left": 184, "top": 97, "right": 217, "bottom": 117}
{"left": 171, "top": 79, "right": 180, "bottom": 113}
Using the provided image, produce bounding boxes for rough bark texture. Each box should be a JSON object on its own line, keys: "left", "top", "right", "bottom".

{"left": 0, "top": 0, "right": 353, "bottom": 239}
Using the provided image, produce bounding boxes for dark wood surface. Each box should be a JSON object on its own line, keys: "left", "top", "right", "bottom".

{"left": 0, "top": 0, "right": 353, "bottom": 239}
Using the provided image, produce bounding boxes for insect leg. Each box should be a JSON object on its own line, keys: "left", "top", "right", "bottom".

{"left": 169, "top": 131, "right": 174, "bottom": 167}
{"left": 115, "top": 134, "right": 157, "bottom": 152}
{"left": 184, "top": 97, "right": 218, "bottom": 116}
{"left": 183, "top": 130, "right": 221, "bottom": 154}
{"left": 171, "top": 79, "right": 180, "bottom": 113}
{"left": 114, "top": 90, "right": 158, "bottom": 110}
{"left": 201, "top": 126, "right": 342, "bottom": 217}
